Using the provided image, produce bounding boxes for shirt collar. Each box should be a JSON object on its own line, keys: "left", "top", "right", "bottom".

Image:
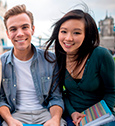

{"left": 6, "top": 44, "right": 38, "bottom": 65}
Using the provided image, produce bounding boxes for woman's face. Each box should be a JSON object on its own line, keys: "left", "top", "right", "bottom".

{"left": 58, "top": 19, "right": 85, "bottom": 55}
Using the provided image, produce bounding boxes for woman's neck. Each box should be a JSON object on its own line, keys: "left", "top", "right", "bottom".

{"left": 66, "top": 54, "right": 89, "bottom": 79}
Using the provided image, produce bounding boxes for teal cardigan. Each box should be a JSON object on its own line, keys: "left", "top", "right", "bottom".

{"left": 64, "top": 46, "right": 115, "bottom": 116}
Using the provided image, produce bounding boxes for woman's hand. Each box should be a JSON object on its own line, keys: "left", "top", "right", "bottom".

{"left": 71, "top": 111, "right": 86, "bottom": 126}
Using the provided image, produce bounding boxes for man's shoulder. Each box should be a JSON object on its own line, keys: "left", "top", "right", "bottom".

{"left": 37, "top": 48, "right": 54, "bottom": 54}
{"left": 0, "top": 50, "right": 11, "bottom": 59}
{"left": 36, "top": 48, "right": 55, "bottom": 59}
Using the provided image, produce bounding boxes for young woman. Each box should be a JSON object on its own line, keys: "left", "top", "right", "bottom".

{"left": 45, "top": 9, "right": 115, "bottom": 126}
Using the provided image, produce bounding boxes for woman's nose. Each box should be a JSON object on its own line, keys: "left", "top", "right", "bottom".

{"left": 65, "top": 33, "right": 73, "bottom": 41}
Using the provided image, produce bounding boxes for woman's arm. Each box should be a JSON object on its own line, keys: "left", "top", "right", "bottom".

{"left": 100, "top": 49, "right": 115, "bottom": 115}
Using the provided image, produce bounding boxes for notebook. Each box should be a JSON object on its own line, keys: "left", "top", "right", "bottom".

{"left": 80, "top": 100, "right": 115, "bottom": 126}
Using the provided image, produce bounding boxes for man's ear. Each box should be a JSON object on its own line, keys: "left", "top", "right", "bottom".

{"left": 32, "top": 25, "right": 35, "bottom": 35}
{"left": 6, "top": 30, "right": 10, "bottom": 39}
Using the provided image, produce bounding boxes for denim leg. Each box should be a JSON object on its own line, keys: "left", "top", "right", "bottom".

{"left": 63, "top": 112, "right": 75, "bottom": 126}
{"left": 65, "top": 116, "right": 75, "bottom": 126}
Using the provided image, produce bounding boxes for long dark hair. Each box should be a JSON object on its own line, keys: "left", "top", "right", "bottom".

{"left": 44, "top": 9, "right": 100, "bottom": 91}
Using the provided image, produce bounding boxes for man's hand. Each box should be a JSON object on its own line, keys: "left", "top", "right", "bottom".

{"left": 0, "top": 106, "right": 23, "bottom": 126}
{"left": 71, "top": 111, "right": 86, "bottom": 126}
{"left": 44, "top": 116, "right": 60, "bottom": 126}
{"left": 44, "top": 105, "right": 63, "bottom": 126}
{"left": 6, "top": 117, "right": 23, "bottom": 126}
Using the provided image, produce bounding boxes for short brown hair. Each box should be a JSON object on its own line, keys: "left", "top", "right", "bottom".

{"left": 4, "top": 4, "right": 34, "bottom": 30}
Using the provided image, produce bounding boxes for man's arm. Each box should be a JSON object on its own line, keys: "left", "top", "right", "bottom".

{"left": 0, "top": 106, "right": 12, "bottom": 124}
{"left": 44, "top": 105, "right": 63, "bottom": 126}
{"left": 50, "top": 105, "right": 63, "bottom": 123}
{"left": 0, "top": 106, "right": 23, "bottom": 126}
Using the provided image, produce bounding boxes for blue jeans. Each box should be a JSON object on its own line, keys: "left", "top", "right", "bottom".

{"left": 63, "top": 112, "right": 75, "bottom": 126}
{"left": 0, "top": 116, "right": 3, "bottom": 126}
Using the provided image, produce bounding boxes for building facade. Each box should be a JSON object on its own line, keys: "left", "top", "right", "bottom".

{"left": 0, "top": 0, "right": 7, "bottom": 54}
{"left": 99, "top": 14, "right": 115, "bottom": 50}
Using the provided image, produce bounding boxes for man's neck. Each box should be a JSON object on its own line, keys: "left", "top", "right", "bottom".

{"left": 13, "top": 49, "right": 34, "bottom": 61}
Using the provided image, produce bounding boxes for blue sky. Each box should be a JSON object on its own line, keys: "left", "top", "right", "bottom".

{"left": 2, "top": 0, "right": 115, "bottom": 45}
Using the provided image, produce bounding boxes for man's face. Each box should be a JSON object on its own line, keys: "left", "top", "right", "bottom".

{"left": 6, "top": 13, "right": 35, "bottom": 54}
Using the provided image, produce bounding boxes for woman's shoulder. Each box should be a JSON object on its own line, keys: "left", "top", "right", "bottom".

{"left": 93, "top": 46, "right": 110, "bottom": 57}
{"left": 94, "top": 46, "right": 108, "bottom": 53}
{"left": 92, "top": 46, "right": 113, "bottom": 62}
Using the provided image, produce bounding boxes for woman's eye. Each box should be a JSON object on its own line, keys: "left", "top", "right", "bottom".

{"left": 74, "top": 32, "right": 80, "bottom": 34}
{"left": 61, "top": 30, "right": 67, "bottom": 33}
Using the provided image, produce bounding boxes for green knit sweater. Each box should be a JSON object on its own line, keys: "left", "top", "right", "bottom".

{"left": 64, "top": 46, "right": 115, "bottom": 116}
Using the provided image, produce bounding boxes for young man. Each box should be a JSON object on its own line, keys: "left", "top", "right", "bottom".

{"left": 0, "top": 4, "right": 66, "bottom": 126}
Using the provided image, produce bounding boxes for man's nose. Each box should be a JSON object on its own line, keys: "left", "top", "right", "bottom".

{"left": 16, "top": 29, "right": 24, "bottom": 36}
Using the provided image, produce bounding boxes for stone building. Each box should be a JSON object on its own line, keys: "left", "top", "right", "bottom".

{"left": 0, "top": 0, "right": 7, "bottom": 54}
{"left": 99, "top": 13, "right": 115, "bottom": 50}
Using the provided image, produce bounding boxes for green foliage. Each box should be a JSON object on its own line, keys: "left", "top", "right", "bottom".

{"left": 113, "top": 57, "right": 115, "bottom": 61}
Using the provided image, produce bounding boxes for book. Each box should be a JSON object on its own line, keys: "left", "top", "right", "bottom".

{"left": 23, "top": 124, "right": 43, "bottom": 126}
{"left": 80, "top": 100, "right": 115, "bottom": 126}
{"left": 101, "top": 120, "right": 115, "bottom": 126}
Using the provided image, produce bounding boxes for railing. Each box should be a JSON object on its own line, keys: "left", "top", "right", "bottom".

{"left": 1, "top": 44, "right": 55, "bottom": 54}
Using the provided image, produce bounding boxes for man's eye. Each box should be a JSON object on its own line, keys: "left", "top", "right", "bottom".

{"left": 10, "top": 29, "right": 16, "bottom": 31}
{"left": 23, "top": 26, "right": 28, "bottom": 29}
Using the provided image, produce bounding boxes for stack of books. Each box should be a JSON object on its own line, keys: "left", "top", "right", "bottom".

{"left": 80, "top": 100, "right": 115, "bottom": 126}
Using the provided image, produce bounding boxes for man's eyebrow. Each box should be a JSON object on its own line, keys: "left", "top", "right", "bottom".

{"left": 8, "top": 26, "right": 16, "bottom": 30}
{"left": 8, "top": 23, "right": 30, "bottom": 30}
{"left": 21, "top": 23, "right": 31, "bottom": 27}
